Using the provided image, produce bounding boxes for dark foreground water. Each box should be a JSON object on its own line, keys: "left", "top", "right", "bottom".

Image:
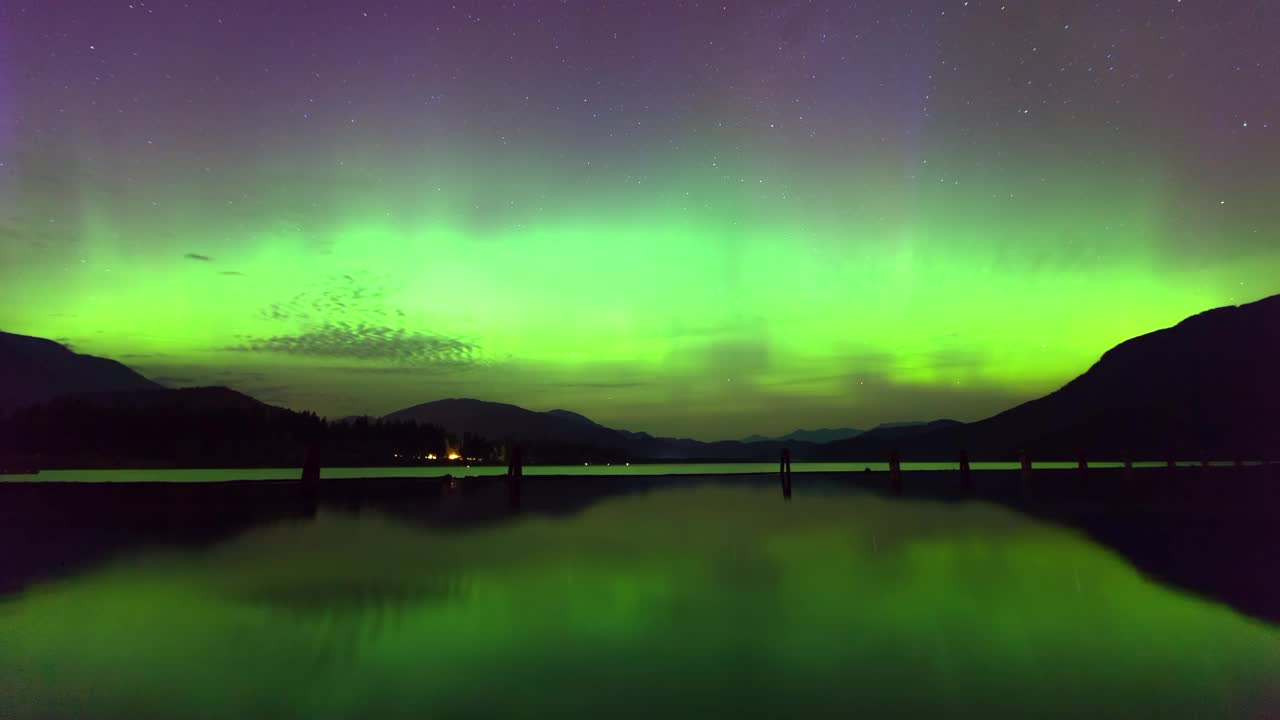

{"left": 2, "top": 483, "right": 1278, "bottom": 718}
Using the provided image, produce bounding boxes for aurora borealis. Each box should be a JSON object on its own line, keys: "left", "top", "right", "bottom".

{"left": 1, "top": 1, "right": 1277, "bottom": 438}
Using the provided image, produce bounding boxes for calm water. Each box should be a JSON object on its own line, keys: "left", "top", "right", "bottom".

{"left": 0, "top": 460, "right": 1193, "bottom": 482}
{"left": 1, "top": 484, "right": 1277, "bottom": 718}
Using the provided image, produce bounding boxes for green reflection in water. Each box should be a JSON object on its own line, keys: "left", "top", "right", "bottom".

{"left": 2, "top": 486, "right": 1278, "bottom": 718}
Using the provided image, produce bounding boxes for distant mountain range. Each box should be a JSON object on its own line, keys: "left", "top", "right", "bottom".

{"left": 741, "top": 428, "right": 863, "bottom": 444}
{"left": 3, "top": 293, "right": 1278, "bottom": 464}
{"left": 385, "top": 398, "right": 814, "bottom": 461}
{"left": 739, "top": 423, "right": 943, "bottom": 444}
{"left": 386, "top": 398, "right": 631, "bottom": 452}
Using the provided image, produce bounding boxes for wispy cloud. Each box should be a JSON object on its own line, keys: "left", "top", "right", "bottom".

{"left": 239, "top": 272, "right": 479, "bottom": 369}
{"left": 184, "top": 253, "right": 213, "bottom": 261}
{"left": 220, "top": 270, "right": 244, "bottom": 276}
{"left": 227, "top": 322, "right": 480, "bottom": 368}
{"left": 261, "top": 272, "right": 388, "bottom": 323}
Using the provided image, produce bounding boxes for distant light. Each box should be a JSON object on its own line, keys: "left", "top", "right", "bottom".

{"left": 448, "top": 452, "right": 461, "bottom": 461}
{"left": 426, "top": 453, "right": 437, "bottom": 460}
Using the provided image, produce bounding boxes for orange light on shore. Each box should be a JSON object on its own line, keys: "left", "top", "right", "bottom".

{"left": 426, "top": 453, "right": 437, "bottom": 460}
{"left": 447, "top": 452, "right": 461, "bottom": 461}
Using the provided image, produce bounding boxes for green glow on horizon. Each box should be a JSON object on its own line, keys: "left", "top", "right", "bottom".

{"left": 1, "top": 139, "right": 1277, "bottom": 437}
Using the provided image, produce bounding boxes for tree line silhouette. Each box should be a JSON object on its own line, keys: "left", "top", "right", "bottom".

{"left": 0, "top": 398, "right": 496, "bottom": 469}
{"left": 0, "top": 394, "right": 632, "bottom": 469}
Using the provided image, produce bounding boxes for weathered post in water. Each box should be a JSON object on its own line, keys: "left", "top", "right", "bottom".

{"left": 1077, "top": 450, "right": 1089, "bottom": 481}
{"left": 1019, "top": 449, "right": 1033, "bottom": 487}
{"left": 301, "top": 444, "right": 321, "bottom": 510}
{"left": 779, "top": 448, "right": 792, "bottom": 499}
{"left": 507, "top": 444, "right": 523, "bottom": 510}
{"left": 888, "top": 449, "right": 903, "bottom": 495}
{"left": 1123, "top": 451, "right": 1134, "bottom": 482}
{"left": 959, "top": 449, "right": 972, "bottom": 492}
{"left": 301, "top": 445, "right": 321, "bottom": 483}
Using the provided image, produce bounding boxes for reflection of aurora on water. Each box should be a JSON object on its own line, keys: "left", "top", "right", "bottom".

{"left": 3, "top": 486, "right": 1278, "bottom": 718}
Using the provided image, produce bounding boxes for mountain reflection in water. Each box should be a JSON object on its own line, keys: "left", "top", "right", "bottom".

{"left": 2, "top": 483, "right": 1278, "bottom": 719}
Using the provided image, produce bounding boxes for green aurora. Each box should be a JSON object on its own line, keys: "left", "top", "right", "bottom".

{"left": 3, "top": 1, "right": 1278, "bottom": 437}
{"left": 2, "top": 140, "right": 1275, "bottom": 437}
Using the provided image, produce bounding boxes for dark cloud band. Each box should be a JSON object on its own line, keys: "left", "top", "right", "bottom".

{"left": 227, "top": 323, "right": 479, "bottom": 368}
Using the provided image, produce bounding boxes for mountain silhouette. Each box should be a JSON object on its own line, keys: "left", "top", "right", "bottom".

{"left": 739, "top": 423, "right": 945, "bottom": 444}
{"left": 742, "top": 428, "right": 864, "bottom": 444}
{"left": 6, "top": 294, "right": 1277, "bottom": 466}
{"left": 61, "top": 385, "right": 286, "bottom": 413}
{"left": 869, "top": 421, "right": 933, "bottom": 431}
{"left": 385, "top": 398, "right": 630, "bottom": 450}
{"left": 0, "top": 331, "right": 162, "bottom": 415}
{"left": 383, "top": 400, "right": 815, "bottom": 461}
{"left": 820, "top": 294, "right": 1280, "bottom": 460}
{"left": 544, "top": 408, "right": 602, "bottom": 427}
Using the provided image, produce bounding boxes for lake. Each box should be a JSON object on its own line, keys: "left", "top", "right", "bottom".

{"left": 0, "top": 460, "right": 1198, "bottom": 483}
{"left": 2, "top": 479, "right": 1277, "bottom": 718}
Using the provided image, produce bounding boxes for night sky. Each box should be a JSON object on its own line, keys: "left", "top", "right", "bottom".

{"left": 2, "top": 1, "right": 1277, "bottom": 439}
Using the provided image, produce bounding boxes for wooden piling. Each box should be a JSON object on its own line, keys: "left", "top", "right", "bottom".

{"left": 1122, "top": 451, "right": 1134, "bottom": 482}
{"left": 959, "top": 449, "right": 972, "bottom": 492}
{"left": 888, "top": 449, "right": 903, "bottom": 495}
{"left": 779, "top": 448, "right": 792, "bottom": 499}
{"left": 1019, "top": 449, "right": 1033, "bottom": 486}
{"left": 301, "top": 445, "right": 320, "bottom": 485}
{"left": 1076, "top": 450, "right": 1088, "bottom": 481}
{"left": 300, "top": 445, "right": 321, "bottom": 511}
{"left": 507, "top": 444, "right": 523, "bottom": 510}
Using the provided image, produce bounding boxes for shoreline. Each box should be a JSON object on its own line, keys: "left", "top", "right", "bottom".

{"left": 4, "top": 466, "right": 1277, "bottom": 529}
{"left": 2, "top": 459, "right": 1269, "bottom": 484}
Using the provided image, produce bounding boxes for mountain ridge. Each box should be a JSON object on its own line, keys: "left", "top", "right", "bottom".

{"left": 817, "top": 294, "right": 1280, "bottom": 460}
{"left": 0, "top": 331, "right": 164, "bottom": 415}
